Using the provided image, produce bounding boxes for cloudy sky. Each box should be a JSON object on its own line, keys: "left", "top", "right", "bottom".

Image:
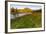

{"left": 10, "top": 4, "right": 42, "bottom": 10}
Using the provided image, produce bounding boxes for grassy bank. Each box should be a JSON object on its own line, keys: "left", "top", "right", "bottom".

{"left": 11, "top": 11, "right": 42, "bottom": 29}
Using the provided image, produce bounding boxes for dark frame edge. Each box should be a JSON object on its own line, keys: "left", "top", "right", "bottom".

{"left": 44, "top": 3, "right": 45, "bottom": 31}
{"left": 5, "top": 1, "right": 45, "bottom": 4}
{"left": 5, "top": 1, "right": 45, "bottom": 33}
{"left": 5, "top": 1, "right": 8, "bottom": 34}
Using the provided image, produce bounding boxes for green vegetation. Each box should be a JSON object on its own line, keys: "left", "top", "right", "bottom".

{"left": 10, "top": 8, "right": 42, "bottom": 29}
{"left": 11, "top": 8, "right": 32, "bottom": 14}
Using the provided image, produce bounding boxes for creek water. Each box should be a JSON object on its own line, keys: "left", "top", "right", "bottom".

{"left": 10, "top": 13, "right": 32, "bottom": 19}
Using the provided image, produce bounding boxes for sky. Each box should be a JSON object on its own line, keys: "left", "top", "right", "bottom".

{"left": 10, "top": 4, "right": 42, "bottom": 10}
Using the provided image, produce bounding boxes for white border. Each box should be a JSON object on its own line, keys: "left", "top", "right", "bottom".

{"left": 8, "top": 2, "right": 44, "bottom": 32}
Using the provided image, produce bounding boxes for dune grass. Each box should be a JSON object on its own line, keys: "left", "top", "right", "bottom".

{"left": 11, "top": 12, "right": 42, "bottom": 29}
